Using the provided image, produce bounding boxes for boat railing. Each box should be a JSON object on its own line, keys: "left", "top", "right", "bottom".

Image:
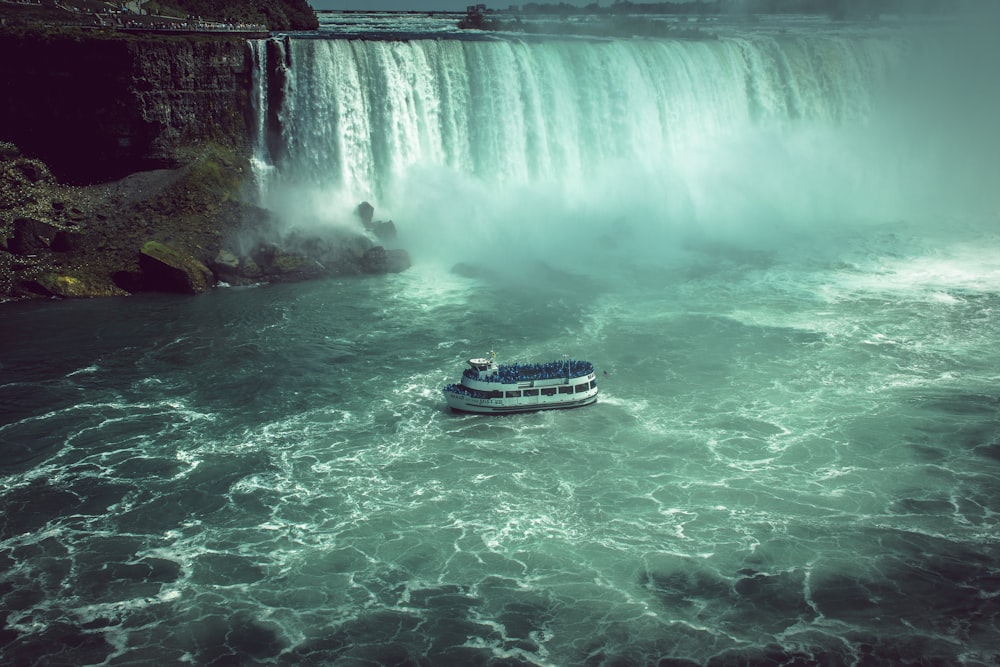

{"left": 445, "top": 384, "right": 497, "bottom": 399}
{"left": 462, "top": 360, "right": 594, "bottom": 384}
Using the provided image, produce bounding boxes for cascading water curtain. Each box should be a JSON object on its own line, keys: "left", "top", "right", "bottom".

{"left": 265, "top": 34, "right": 904, "bottom": 201}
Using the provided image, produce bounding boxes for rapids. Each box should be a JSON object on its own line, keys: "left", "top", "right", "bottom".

{"left": 2, "top": 11, "right": 999, "bottom": 666}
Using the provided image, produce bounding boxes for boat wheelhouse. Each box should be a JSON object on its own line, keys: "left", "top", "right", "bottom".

{"left": 443, "top": 351, "right": 598, "bottom": 414}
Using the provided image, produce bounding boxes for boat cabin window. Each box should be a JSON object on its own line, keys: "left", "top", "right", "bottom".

{"left": 589, "top": 380, "right": 597, "bottom": 389}
{"left": 541, "top": 387, "right": 556, "bottom": 396}
{"left": 523, "top": 389, "right": 539, "bottom": 396}
{"left": 574, "top": 383, "right": 589, "bottom": 393}
{"left": 558, "top": 386, "right": 573, "bottom": 395}
{"left": 505, "top": 391, "right": 522, "bottom": 398}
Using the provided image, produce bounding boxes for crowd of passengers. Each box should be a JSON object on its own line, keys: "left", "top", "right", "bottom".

{"left": 443, "top": 384, "right": 491, "bottom": 399}
{"left": 462, "top": 360, "right": 595, "bottom": 384}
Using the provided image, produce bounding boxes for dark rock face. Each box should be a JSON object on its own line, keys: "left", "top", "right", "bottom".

{"left": 355, "top": 201, "right": 399, "bottom": 243}
{"left": 8, "top": 218, "right": 60, "bottom": 254}
{"left": 0, "top": 29, "right": 414, "bottom": 302}
{"left": 213, "top": 224, "right": 412, "bottom": 286}
{"left": 369, "top": 220, "right": 398, "bottom": 242}
{"left": 51, "top": 229, "right": 84, "bottom": 253}
{"left": 0, "top": 144, "right": 414, "bottom": 300}
{"left": 263, "top": 36, "right": 291, "bottom": 166}
{"left": 356, "top": 201, "right": 375, "bottom": 226}
{"left": 0, "top": 33, "right": 255, "bottom": 184}
{"left": 139, "top": 241, "right": 215, "bottom": 294}
{"left": 361, "top": 246, "right": 411, "bottom": 274}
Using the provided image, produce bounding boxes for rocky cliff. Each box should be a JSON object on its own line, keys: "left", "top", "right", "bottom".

{"left": 0, "top": 28, "right": 410, "bottom": 301}
{"left": 0, "top": 31, "right": 255, "bottom": 184}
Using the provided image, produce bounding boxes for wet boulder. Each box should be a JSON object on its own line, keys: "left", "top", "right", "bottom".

{"left": 361, "top": 246, "right": 410, "bottom": 274}
{"left": 250, "top": 242, "right": 327, "bottom": 283}
{"left": 356, "top": 201, "right": 375, "bottom": 226}
{"left": 139, "top": 241, "right": 214, "bottom": 294}
{"left": 354, "top": 201, "right": 398, "bottom": 241}
{"left": 18, "top": 273, "right": 124, "bottom": 299}
{"left": 211, "top": 248, "right": 263, "bottom": 285}
{"left": 369, "top": 219, "right": 397, "bottom": 242}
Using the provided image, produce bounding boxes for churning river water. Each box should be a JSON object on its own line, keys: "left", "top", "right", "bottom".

{"left": 4, "top": 10, "right": 1000, "bottom": 667}
{"left": 3, "top": 228, "right": 1000, "bottom": 665}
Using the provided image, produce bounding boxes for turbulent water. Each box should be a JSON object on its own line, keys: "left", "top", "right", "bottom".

{"left": 4, "top": 12, "right": 1000, "bottom": 666}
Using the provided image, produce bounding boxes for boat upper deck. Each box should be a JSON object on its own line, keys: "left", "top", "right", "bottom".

{"left": 461, "top": 359, "right": 595, "bottom": 388}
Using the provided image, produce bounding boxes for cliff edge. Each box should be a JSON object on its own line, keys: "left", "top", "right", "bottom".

{"left": 0, "top": 9, "right": 411, "bottom": 302}
{"left": 0, "top": 30, "right": 256, "bottom": 184}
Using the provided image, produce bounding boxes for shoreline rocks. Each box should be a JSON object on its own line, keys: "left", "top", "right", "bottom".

{"left": 0, "top": 23, "right": 412, "bottom": 303}
{"left": 139, "top": 241, "right": 216, "bottom": 295}
{"left": 0, "top": 142, "right": 411, "bottom": 302}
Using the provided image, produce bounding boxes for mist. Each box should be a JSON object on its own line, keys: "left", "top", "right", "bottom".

{"left": 257, "top": 12, "right": 1000, "bottom": 277}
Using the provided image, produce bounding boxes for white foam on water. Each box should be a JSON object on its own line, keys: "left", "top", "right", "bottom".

{"left": 5, "top": 13, "right": 1000, "bottom": 666}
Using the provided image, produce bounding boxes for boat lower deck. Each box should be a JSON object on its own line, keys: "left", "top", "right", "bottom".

{"left": 447, "top": 393, "right": 598, "bottom": 414}
{"left": 443, "top": 353, "right": 599, "bottom": 414}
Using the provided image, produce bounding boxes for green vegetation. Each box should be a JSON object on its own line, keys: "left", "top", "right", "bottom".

{"left": 155, "top": 143, "right": 248, "bottom": 216}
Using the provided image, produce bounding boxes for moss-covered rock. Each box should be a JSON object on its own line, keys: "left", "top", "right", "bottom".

{"left": 0, "top": 140, "right": 411, "bottom": 302}
{"left": 22, "top": 273, "right": 127, "bottom": 299}
{"left": 139, "top": 241, "right": 215, "bottom": 294}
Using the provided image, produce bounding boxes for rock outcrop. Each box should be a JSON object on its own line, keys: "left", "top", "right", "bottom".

{"left": 0, "top": 24, "right": 414, "bottom": 302}
{"left": 355, "top": 200, "right": 400, "bottom": 242}
{"left": 0, "top": 141, "right": 411, "bottom": 301}
{"left": 361, "top": 246, "right": 411, "bottom": 274}
{"left": 7, "top": 218, "right": 61, "bottom": 255}
{"left": 0, "top": 32, "right": 256, "bottom": 184}
{"left": 139, "top": 241, "right": 215, "bottom": 295}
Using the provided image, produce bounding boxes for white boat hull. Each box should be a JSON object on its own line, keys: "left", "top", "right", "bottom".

{"left": 443, "top": 353, "right": 599, "bottom": 415}
{"left": 445, "top": 388, "right": 598, "bottom": 414}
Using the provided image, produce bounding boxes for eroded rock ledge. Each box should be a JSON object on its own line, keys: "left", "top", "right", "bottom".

{"left": 0, "top": 22, "right": 411, "bottom": 302}
{"left": 0, "top": 143, "right": 410, "bottom": 301}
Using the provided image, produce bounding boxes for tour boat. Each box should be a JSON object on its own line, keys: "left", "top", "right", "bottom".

{"left": 443, "top": 351, "right": 598, "bottom": 414}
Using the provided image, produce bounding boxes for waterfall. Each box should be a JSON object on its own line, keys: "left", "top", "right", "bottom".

{"left": 248, "top": 39, "right": 273, "bottom": 203}
{"left": 248, "top": 25, "right": 997, "bottom": 266}
{"left": 266, "top": 34, "right": 905, "bottom": 196}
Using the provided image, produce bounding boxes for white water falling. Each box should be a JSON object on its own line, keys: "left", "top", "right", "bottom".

{"left": 248, "top": 39, "right": 276, "bottom": 204}
{"left": 271, "top": 34, "right": 904, "bottom": 193}
{"left": 253, "top": 22, "right": 998, "bottom": 270}
{"left": 6, "top": 17, "right": 1000, "bottom": 667}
